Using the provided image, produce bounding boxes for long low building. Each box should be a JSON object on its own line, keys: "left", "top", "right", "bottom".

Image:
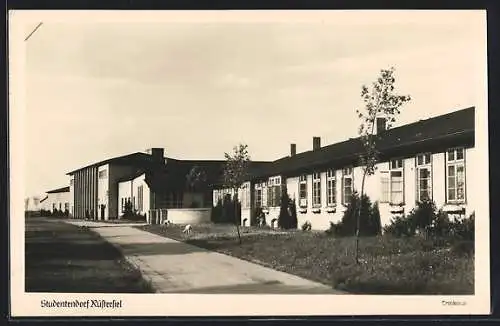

{"left": 213, "top": 106, "right": 476, "bottom": 230}
{"left": 39, "top": 186, "right": 70, "bottom": 213}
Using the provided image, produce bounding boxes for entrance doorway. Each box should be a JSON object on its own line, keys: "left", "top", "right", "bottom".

{"left": 100, "top": 204, "right": 105, "bottom": 220}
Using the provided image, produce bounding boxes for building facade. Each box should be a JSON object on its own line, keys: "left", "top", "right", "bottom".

{"left": 213, "top": 107, "right": 476, "bottom": 230}
{"left": 117, "top": 171, "right": 150, "bottom": 217}
{"left": 67, "top": 148, "right": 233, "bottom": 220}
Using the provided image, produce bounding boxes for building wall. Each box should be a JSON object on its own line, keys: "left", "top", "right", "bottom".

{"left": 239, "top": 181, "right": 252, "bottom": 226}
{"left": 69, "top": 176, "right": 74, "bottom": 216}
{"left": 216, "top": 145, "right": 475, "bottom": 231}
{"left": 131, "top": 173, "right": 150, "bottom": 216}
{"left": 107, "top": 164, "right": 139, "bottom": 219}
{"left": 117, "top": 174, "right": 151, "bottom": 218}
{"left": 118, "top": 180, "right": 132, "bottom": 217}
{"left": 465, "top": 147, "right": 477, "bottom": 217}
{"left": 166, "top": 208, "right": 211, "bottom": 224}
{"left": 73, "top": 166, "right": 98, "bottom": 219}
{"left": 42, "top": 191, "right": 70, "bottom": 213}
{"left": 288, "top": 172, "right": 345, "bottom": 230}
{"left": 97, "top": 164, "right": 110, "bottom": 220}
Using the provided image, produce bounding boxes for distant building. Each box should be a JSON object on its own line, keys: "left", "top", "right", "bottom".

{"left": 40, "top": 186, "right": 70, "bottom": 213}
{"left": 25, "top": 196, "right": 44, "bottom": 212}
{"left": 214, "top": 106, "right": 476, "bottom": 230}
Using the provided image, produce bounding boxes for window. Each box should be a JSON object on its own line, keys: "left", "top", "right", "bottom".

{"left": 255, "top": 184, "right": 263, "bottom": 208}
{"left": 416, "top": 153, "right": 432, "bottom": 202}
{"left": 121, "top": 198, "right": 125, "bottom": 212}
{"left": 262, "top": 183, "right": 268, "bottom": 208}
{"left": 133, "top": 196, "right": 136, "bottom": 209}
{"left": 70, "top": 179, "right": 74, "bottom": 186}
{"left": 98, "top": 169, "right": 107, "bottom": 179}
{"left": 138, "top": 186, "right": 144, "bottom": 211}
{"left": 312, "top": 172, "right": 321, "bottom": 207}
{"left": 342, "top": 167, "right": 353, "bottom": 205}
{"left": 59, "top": 203, "right": 62, "bottom": 210}
{"left": 390, "top": 159, "right": 404, "bottom": 204}
{"left": 166, "top": 192, "right": 183, "bottom": 208}
{"left": 64, "top": 203, "right": 69, "bottom": 211}
{"left": 446, "top": 148, "right": 465, "bottom": 203}
{"left": 391, "top": 159, "right": 403, "bottom": 169}
{"left": 380, "top": 171, "right": 389, "bottom": 202}
{"left": 176, "top": 193, "right": 183, "bottom": 208}
{"left": 298, "top": 175, "right": 308, "bottom": 207}
{"left": 213, "top": 190, "right": 221, "bottom": 205}
{"left": 241, "top": 184, "right": 250, "bottom": 209}
{"left": 52, "top": 203, "right": 56, "bottom": 210}
{"left": 267, "top": 177, "right": 282, "bottom": 207}
{"left": 326, "top": 169, "right": 336, "bottom": 206}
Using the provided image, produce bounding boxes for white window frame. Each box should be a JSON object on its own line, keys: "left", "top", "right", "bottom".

{"left": 326, "top": 169, "right": 336, "bottom": 206}
{"left": 266, "top": 176, "right": 282, "bottom": 207}
{"left": 254, "top": 183, "right": 263, "bottom": 208}
{"left": 241, "top": 183, "right": 250, "bottom": 209}
{"left": 416, "top": 153, "right": 432, "bottom": 202}
{"left": 138, "top": 185, "right": 144, "bottom": 211}
{"left": 240, "top": 184, "right": 245, "bottom": 209}
{"left": 262, "top": 182, "right": 268, "bottom": 208}
{"left": 342, "top": 167, "right": 353, "bottom": 205}
{"left": 380, "top": 171, "right": 390, "bottom": 203}
{"left": 298, "top": 174, "right": 308, "bottom": 207}
{"left": 389, "top": 158, "right": 404, "bottom": 205}
{"left": 213, "top": 190, "right": 219, "bottom": 205}
{"left": 312, "top": 172, "right": 321, "bottom": 207}
{"left": 246, "top": 184, "right": 251, "bottom": 208}
{"left": 446, "top": 148, "right": 466, "bottom": 203}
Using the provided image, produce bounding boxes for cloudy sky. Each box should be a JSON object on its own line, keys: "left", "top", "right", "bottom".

{"left": 20, "top": 10, "right": 486, "bottom": 197}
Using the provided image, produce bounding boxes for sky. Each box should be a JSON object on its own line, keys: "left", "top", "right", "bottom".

{"left": 21, "top": 10, "right": 486, "bottom": 197}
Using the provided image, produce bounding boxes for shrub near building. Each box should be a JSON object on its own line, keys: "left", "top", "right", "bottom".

{"left": 121, "top": 198, "right": 146, "bottom": 221}
{"left": 326, "top": 192, "right": 382, "bottom": 237}
{"left": 383, "top": 199, "right": 475, "bottom": 242}
{"left": 211, "top": 194, "right": 241, "bottom": 225}
{"left": 278, "top": 186, "right": 298, "bottom": 230}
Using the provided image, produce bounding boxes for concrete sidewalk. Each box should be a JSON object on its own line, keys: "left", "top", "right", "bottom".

{"left": 65, "top": 220, "right": 343, "bottom": 294}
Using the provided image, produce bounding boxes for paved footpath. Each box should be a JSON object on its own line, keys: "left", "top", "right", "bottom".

{"left": 65, "top": 220, "right": 343, "bottom": 294}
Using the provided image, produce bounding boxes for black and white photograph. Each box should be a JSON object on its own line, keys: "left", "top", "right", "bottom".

{"left": 9, "top": 10, "right": 490, "bottom": 316}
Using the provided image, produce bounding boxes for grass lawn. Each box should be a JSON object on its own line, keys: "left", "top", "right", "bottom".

{"left": 25, "top": 217, "right": 153, "bottom": 293}
{"left": 138, "top": 223, "right": 474, "bottom": 295}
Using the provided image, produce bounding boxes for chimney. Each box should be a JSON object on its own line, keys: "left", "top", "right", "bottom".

{"left": 376, "top": 117, "right": 387, "bottom": 134}
{"left": 313, "top": 137, "right": 321, "bottom": 151}
{"left": 290, "top": 143, "right": 297, "bottom": 156}
{"left": 148, "top": 148, "right": 164, "bottom": 162}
